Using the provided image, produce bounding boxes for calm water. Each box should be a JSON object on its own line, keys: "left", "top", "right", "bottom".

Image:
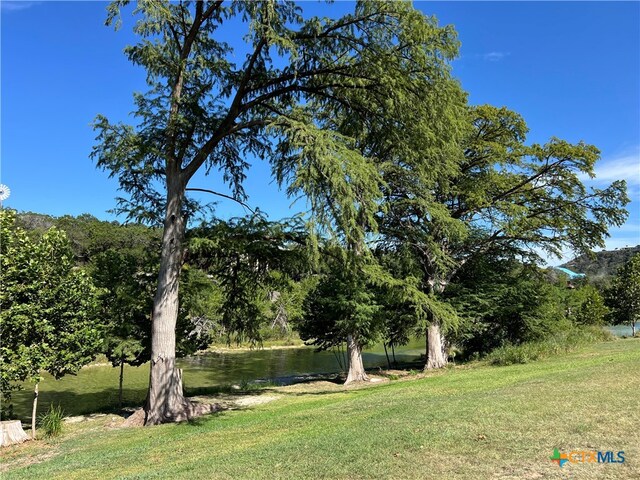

{"left": 606, "top": 322, "right": 639, "bottom": 337}
{"left": 9, "top": 340, "right": 426, "bottom": 421}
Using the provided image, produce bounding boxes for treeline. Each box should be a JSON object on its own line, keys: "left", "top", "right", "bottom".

{"left": 3, "top": 208, "right": 638, "bottom": 421}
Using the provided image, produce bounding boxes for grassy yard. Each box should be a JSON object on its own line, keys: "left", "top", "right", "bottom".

{"left": 2, "top": 339, "right": 638, "bottom": 479}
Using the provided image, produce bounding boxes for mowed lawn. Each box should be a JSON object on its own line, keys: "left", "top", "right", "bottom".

{"left": 2, "top": 339, "right": 639, "bottom": 479}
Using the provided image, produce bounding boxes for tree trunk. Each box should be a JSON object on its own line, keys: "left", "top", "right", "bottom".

{"left": 31, "top": 382, "right": 39, "bottom": 440}
{"left": 425, "top": 323, "right": 447, "bottom": 370}
{"left": 0, "top": 420, "right": 29, "bottom": 447}
{"left": 383, "top": 342, "right": 391, "bottom": 369}
{"left": 119, "top": 361, "right": 124, "bottom": 408}
{"left": 144, "top": 176, "right": 191, "bottom": 425}
{"left": 632, "top": 322, "right": 636, "bottom": 337}
{"left": 424, "top": 279, "right": 449, "bottom": 371}
{"left": 345, "top": 334, "right": 369, "bottom": 384}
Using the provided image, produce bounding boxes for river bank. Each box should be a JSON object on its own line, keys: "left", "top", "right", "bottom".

{"left": 3, "top": 338, "right": 638, "bottom": 479}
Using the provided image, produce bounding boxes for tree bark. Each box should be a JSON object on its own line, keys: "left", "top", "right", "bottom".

{"left": 632, "top": 322, "right": 636, "bottom": 337}
{"left": 383, "top": 342, "right": 391, "bottom": 369}
{"left": 424, "top": 280, "right": 449, "bottom": 371}
{"left": 345, "top": 334, "right": 369, "bottom": 384}
{"left": 118, "top": 361, "right": 124, "bottom": 408}
{"left": 144, "top": 176, "right": 192, "bottom": 425}
{"left": 0, "top": 420, "right": 29, "bottom": 447}
{"left": 425, "top": 323, "right": 447, "bottom": 370}
{"left": 31, "top": 382, "right": 39, "bottom": 440}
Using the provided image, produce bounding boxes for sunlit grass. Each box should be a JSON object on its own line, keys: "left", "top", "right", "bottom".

{"left": 2, "top": 339, "right": 638, "bottom": 479}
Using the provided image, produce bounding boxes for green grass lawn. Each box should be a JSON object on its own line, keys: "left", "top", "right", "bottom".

{"left": 2, "top": 339, "right": 639, "bottom": 479}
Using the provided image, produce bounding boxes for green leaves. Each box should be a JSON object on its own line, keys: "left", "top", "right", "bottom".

{"left": 0, "top": 211, "right": 103, "bottom": 397}
{"left": 606, "top": 254, "right": 640, "bottom": 328}
{"left": 93, "top": 1, "right": 466, "bottom": 231}
{"left": 272, "top": 115, "right": 382, "bottom": 247}
{"left": 188, "top": 214, "right": 309, "bottom": 344}
{"left": 451, "top": 106, "right": 629, "bottom": 260}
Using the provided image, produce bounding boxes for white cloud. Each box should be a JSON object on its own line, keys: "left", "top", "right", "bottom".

{"left": 585, "top": 148, "right": 640, "bottom": 186}
{"left": 1, "top": 1, "right": 41, "bottom": 12}
{"left": 481, "top": 52, "right": 510, "bottom": 62}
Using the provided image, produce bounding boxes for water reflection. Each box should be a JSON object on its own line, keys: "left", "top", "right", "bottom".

{"left": 9, "top": 340, "right": 425, "bottom": 421}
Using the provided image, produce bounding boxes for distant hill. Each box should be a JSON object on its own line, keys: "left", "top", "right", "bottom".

{"left": 560, "top": 245, "right": 640, "bottom": 279}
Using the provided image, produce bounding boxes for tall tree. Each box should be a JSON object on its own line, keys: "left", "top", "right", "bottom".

{"left": 380, "top": 105, "right": 629, "bottom": 369}
{"left": 0, "top": 210, "right": 102, "bottom": 435}
{"left": 93, "top": 0, "right": 465, "bottom": 421}
{"left": 299, "top": 246, "right": 380, "bottom": 383}
{"left": 606, "top": 254, "right": 640, "bottom": 336}
{"left": 92, "top": 234, "right": 221, "bottom": 407}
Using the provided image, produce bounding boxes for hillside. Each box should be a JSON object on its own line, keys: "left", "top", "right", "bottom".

{"left": 560, "top": 245, "right": 640, "bottom": 279}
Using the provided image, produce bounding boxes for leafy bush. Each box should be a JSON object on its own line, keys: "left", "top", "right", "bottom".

{"left": 39, "top": 404, "right": 65, "bottom": 438}
{"left": 486, "top": 327, "right": 613, "bottom": 366}
{"left": 571, "top": 285, "right": 608, "bottom": 325}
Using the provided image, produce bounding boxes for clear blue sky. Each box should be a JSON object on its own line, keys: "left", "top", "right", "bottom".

{"left": 2, "top": 1, "right": 639, "bottom": 262}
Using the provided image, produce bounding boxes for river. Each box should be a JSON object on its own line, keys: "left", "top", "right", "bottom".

{"left": 8, "top": 340, "right": 426, "bottom": 422}
{"left": 10, "top": 324, "right": 636, "bottom": 422}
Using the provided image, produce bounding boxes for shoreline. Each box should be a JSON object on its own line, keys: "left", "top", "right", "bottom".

{"left": 200, "top": 343, "right": 309, "bottom": 354}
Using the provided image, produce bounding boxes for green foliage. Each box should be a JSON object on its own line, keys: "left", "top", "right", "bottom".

{"left": 91, "top": 249, "right": 154, "bottom": 368}
{"left": 188, "top": 215, "right": 310, "bottom": 344}
{"left": 571, "top": 284, "right": 608, "bottom": 325}
{"left": 447, "top": 255, "right": 574, "bottom": 357}
{"left": 299, "top": 249, "right": 383, "bottom": 351}
{"left": 0, "top": 210, "right": 103, "bottom": 398}
{"left": 379, "top": 104, "right": 629, "bottom": 344}
{"left": 449, "top": 105, "right": 628, "bottom": 261}
{"left": 605, "top": 254, "right": 640, "bottom": 328}
{"left": 15, "top": 212, "right": 163, "bottom": 263}
{"left": 39, "top": 404, "right": 65, "bottom": 438}
{"left": 93, "top": 1, "right": 466, "bottom": 229}
{"left": 91, "top": 0, "right": 469, "bottom": 401}
{"left": 375, "top": 247, "right": 459, "bottom": 346}
{"left": 55, "top": 214, "right": 161, "bottom": 263}
{"left": 177, "top": 266, "right": 223, "bottom": 355}
{"left": 561, "top": 245, "right": 640, "bottom": 280}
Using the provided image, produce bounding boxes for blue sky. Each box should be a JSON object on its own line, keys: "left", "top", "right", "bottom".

{"left": 2, "top": 1, "right": 639, "bottom": 263}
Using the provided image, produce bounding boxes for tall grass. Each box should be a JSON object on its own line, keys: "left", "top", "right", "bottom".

{"left": 39, "top": 404, "right": 65, "bottom": 438}
{"left": 486, "top": 326, "right": 613, "bottom": 366}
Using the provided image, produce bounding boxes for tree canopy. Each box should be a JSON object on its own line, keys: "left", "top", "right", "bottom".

{"left": 606, "top": 254, "right": 640, "bottom": 336}
{"left": 0, "top": 210, "right": 102, "bottom": 399}
{"left": 378, "top": 103, "right": 629, "bottom": 368}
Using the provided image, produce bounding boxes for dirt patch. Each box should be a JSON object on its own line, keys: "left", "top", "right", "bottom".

{"left": 65, "top": 413, "right": 108, "bottom": 424}
{"left": 232, "top": 395, "right": 280, "bottom": 408}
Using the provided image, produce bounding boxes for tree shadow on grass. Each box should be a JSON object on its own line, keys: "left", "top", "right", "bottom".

{"left": 8, "top": 386, "right": 149, "bottom": 424}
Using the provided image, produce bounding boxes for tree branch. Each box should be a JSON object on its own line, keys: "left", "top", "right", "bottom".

{"left": 186, "top": 188, "right": 256, "bottom": 214}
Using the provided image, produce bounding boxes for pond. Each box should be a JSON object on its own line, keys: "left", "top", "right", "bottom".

{"left": 8, "top": 339, "right": 426, "bottom": 422}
